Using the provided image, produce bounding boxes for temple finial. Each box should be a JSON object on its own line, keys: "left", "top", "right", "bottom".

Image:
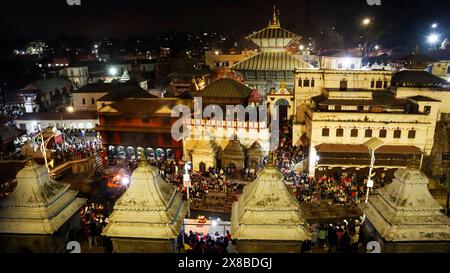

{"left": 267, "top": 151, "right": 275, "bottom": 168}
{"left": 138, "top": 150, "right": 148, "bottom": 167}
{"left": 269, "top": 5, "right": 280, "bottom": 27}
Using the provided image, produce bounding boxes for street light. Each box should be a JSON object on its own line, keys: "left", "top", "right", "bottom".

{"left": 67, "top": 106, "right": 74, "bottom": 113}
{"left": 363, "top": 138, "right": 384, "bottom": 203}
{"left": 428, "top": 33, "right": 440, "bottom": 44}
{"left": 108, "top": 67, "right": 118, "bottom": 76}
{"left": 431, "top": 23, "right": 438, "bottom": 29}
{"left": 362, "top": 18, "right": 371, "bottom": 26}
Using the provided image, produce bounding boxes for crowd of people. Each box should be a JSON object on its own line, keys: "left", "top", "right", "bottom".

{"left": 286, "top": 171, "right": 367, "bottom": 206}
{"left": 178, "top": 230, "right": 236, "bottom": 253}
{"left": 304, "top": 219, "right": 363, "bottom": 253}
{"left": 0, "top": 104, "right": 23, "bottom": 122}
{"left": 79, "top": 201, "right": 111, "bottom": 250}
{"left": 51, "top": 137, "right": 103, "bottom": 166}
{"left": 166, "top": 166, "right": 245, "bottom": 201}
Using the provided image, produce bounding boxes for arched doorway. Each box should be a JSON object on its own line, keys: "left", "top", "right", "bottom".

{"left": 117, "top": 146, "right": 125, "bottom": 159}
{"left": 167, "top": 149, "right": 175, "bottom": 161}
{"left": 137, "top": 147, "right": 144, "bottom": 159}
{"left": 146, "top": 148, "right": 155, "bottom": 161}
{"left": 275, "top": 99, "right": 289, "bottom": 122}
{"left": 199, "top": 162, "right": 206, "bottom": 173}
{"left": 108, "top": 145, "right": 116, "bottom": 158}
{"left": 126, "top": 146, "right": 135, "bottom": 160}
{"left": 156, "top": 148, "right": 165, "bottom": 160}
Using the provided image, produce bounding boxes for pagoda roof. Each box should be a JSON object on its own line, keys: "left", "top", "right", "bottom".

{"left": 232, "top": 51, "right": 313, "bottom": 71}
{"left": 102, "top": 160, "right": 187, "bottom": 239}
{"left": 200, "top": 78, "right": 252, "bottom": 99}
{"left": 0, "top": 160, "right": 86, "bottom": 234}
{"left": 246, "top": 141, "right": 265, "bottom": 157}
{"left": 223, "top": 139, "right": 245, "bottom": 157}
{"left": 192, "top": 140, "right": 219, "bottom": 156}
{"left": 247, "top": 26, "right": 300, "bottom": 41}
{"left": 231, "top": 163, "right": 311, "bottom": 241}
{"left": 392, "top": 70, "right": 449, "bottom": 88}
{"left": 360, "top": 168, "right": 450, "bottom": 242}
{"left": 97, "top": 84, "right": 156, "bottom": 102}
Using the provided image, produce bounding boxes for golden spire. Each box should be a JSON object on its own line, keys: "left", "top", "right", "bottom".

{"left": 269, "top": 5, "right": 281, "bottom": 28}
{"left": 267, "top": 151, "right": 275, "bottom": 168}
{"left": 138, "top": 150, "right": 148, "bottom": 167}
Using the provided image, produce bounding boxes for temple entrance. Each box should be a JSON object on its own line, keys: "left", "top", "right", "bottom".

{"left": 275, "top": 99, "right": 289, "bottom": 122}
{"left": 199, "top": 162, "right": 206, "bottom": 173}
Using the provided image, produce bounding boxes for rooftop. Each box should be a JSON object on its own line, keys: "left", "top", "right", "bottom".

{"left": 97, "top": 84, "right": 157, "bottom": 102}
{"left": 407, "top": 95, "right": 441, "bottom": 102}
{"left": 232, "top": 51, "right": 313, "bottom": 71}
{"left": 15, "top": 111, "right": 98, "bottom": 121}
{"left": 200, "top": 78, "right": 252, "bottom": 99}
{"left": 392, "top": 70, "right": 449, "bottom": 88}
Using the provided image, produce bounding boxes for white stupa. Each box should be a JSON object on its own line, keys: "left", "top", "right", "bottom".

{"left": 231, "top": 153, "right": 311, "bottom": 242}
{"left": 0, "top": 159, "right": 86, "bottom": 234}
{"left": 361, "top": 166, "right": 450, "bottom": 242}
{"left": 102, "top": 158, "right": 187, "bottom": 241}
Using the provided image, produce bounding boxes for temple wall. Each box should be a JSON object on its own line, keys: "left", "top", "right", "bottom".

{"left": 236, "top": 240, "right": 302, "bottom": 253}
{"left": 110, "top": 237, "right": 177, "bottom": 253}
{"left": 0, "top": 212, "right": 82, "bottom": 253}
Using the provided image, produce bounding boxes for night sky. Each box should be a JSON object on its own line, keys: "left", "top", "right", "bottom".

{"left": 1, "top": 0, "right": 450, "bottom": 47}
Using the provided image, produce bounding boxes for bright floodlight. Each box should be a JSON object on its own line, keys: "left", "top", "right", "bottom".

{"left": 432, "top": 23, "right": 438, "bottom": 29}
{"left": 428, "top": 33, "right": 440, "bottom": 44}
{"left": 109, "top": 67, "right": 118, "bottom": 76}
{"left": 211, "top": 220, "right": 217, "bottom": 227}
{"left": 121, "top": 177, "right": 130, "bottom": 186}
{"left": 299, "top": 44, "right": 305, "bottom": 51}
{"left": 66, "top": 106, "right": 74, "bottom": 112}
{"left": 374, "top": 45, "right": 380, "bottom": 50}
{"left": 362, "top": 18, "right": 371, "bottom": 26}
{"left": 343, "top": 57, "right": 352, "bottom": 68}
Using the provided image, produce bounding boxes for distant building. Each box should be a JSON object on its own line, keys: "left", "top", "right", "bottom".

{"left": 98, "top": 95, "right": 191, "bottom": 162}
{"left": 59, "top": 66, "right": 89, "bottom": 89}
{"left": 426, "top": 60, "right": 450, "bottom": 82}
{"left": 320, "top": 52, "right": 363, "bottom": 70}
{"left": 14, "top": 111, "right": 98, "bottom": 134}
{"left": 72, "top": 82, "right": 152, "bottom": 112}
{"left": 305, "top": 89, "right": 440, "bottom": 177}
{"left": 19, "top": 76, "right": 73, "bottom": 112}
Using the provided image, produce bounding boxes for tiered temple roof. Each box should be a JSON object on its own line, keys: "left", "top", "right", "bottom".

{"left": 246, "top": 141, "right": 265, "bottom": 157}
{"left": 102, "top": 159, "right": 187, "bottom": 239}
{"left": 231, "top": 154, "right": 311, "bottom": 241}
{"left": 0, "top": 160, "right": 86, "bottom": 234}
{"left": 232, "top": 52, "right": 312, "bottom": 71}
{"left": 360, "top": 167, "right": 450, "bottom": 242}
